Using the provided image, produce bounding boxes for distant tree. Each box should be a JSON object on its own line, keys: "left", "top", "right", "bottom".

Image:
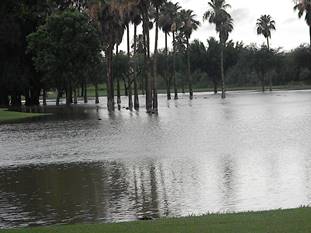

{"left": 204, "top": 0, "right": 233, "bottom": 98}
{"left": 27, "top": 10, "right": 102, "bottom": 105}
{"left": 256, "top": 15, "right": 276, "bottom": 91}
{"left": 256, "top": 15, "right": 276, "bottom": 50}
{"left": 178, "top": 9, "right": 200, "bottom": 99}
{"left": 159, "top": 2, "right": 180, "bottom": 99}
{"left": 294, "top": 0, "right": 311, "bottom": 45}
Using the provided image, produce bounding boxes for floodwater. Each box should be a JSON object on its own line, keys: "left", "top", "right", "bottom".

{"left": 0, "top": 90, "right": 311, "bottom": 228}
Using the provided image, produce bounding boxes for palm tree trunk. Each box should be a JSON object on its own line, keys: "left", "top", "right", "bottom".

{"left": 56, "top": 88, "right": 61, "bottom": 106}
{"left": 43, "top": 89, "right": 47, "bottom": 106}
{"left": 213, "top": 79, "right": 218, "bottom": 94}
{"left": 133, "top": 24, "right": 139, "bottom": 110}
{"left": 116, "top": 45, "right": 121, "bottom": 107}
{"left": 152, "top": 6, "right": 159, "bottom": 112}
{"left": 95, "top": 83, "right": 99, "bottom": 104}
{"left": 107, "top": 45, "right": 114, "bottom": 111}
{"left": 117, "top": 79, "right": 121, "bottom": 106}
{"left": 309, "top": 26, "right": 311, "bottom": 47}
{"left": 127, "top": 24, "right": 133, "bottom": 111}
{"left": 266, "top": 37, "right": 272, "bottom": 91}
{"left": 84, "top": 81, "right": 88, "bottom": 103}
{"left": 173, "top": 32, "right": 178, "bottom": 100}
{"left": 165, "top": 32, "right": 171, "bottom": 100}
{"left": 261, "top": 72, "right": 265, "bottom": 92}
{"left": 186, "top": 38, "right": 193, "bottom": 100}
{"left": 220, "top": 43, "right": 226, "bottom": 99}
{"left": 74, "top": 88, "right": 78, "bottom": 104}
{"left": 142, "top": 14, "right": 152, "bottom": 113}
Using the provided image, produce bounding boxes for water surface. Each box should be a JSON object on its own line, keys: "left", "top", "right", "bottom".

{"left": 0, "top": 90, "right": 311, "bottom": 228}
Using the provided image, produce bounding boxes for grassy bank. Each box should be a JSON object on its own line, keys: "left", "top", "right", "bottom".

{"left": 2, "top": 208, "right": 311, "bottom": 233}
{"left": 0, "top": 109, "right": 46, "bottom": 123}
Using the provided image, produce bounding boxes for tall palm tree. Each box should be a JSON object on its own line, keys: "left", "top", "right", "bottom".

{"left": 138, "top": 0, "right": 154, "bottom": 113}
{"left": 130, "top": 7, "right": 142, "bottom": 110}
{"left": 294, "top": 0, "right": 311, "bottom": 46}
{"left": 151, "top": 0, "right": 166, "bottom": 112}
{"left": 203, "top": 0, "right": 233, "bottom": 99}
{"left": 159, "top": 2, "right": 179, "bottom": 100}
{"left": 256, "top": 15, "right": 276, "bottom": 91}
{"left": 167, "top": 3, "right": 182, "bottom": 100}
{"left": 256, "top": 15, "right": 276, "bottom": 50}
{"left": 179, "top": 9, "right": 200, "bottom": 100}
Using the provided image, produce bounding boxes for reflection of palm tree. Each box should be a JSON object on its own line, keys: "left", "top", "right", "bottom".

{"left": 203, "top": 0, "right": 233, "bottom": 99}
{"left": 179, "top": 9, "right": 200, "bottom": 100}
{"left": 294, "top": 0, "right": 311, "bottom": 45}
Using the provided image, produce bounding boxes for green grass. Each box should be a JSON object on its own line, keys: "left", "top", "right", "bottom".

{"left": 0, "top": 108, "right": 46, "bottom": 123}
{"left": 46, "top": 84, "right": 311, "bottom": 99}
{"left": 2, "top": 208, "right": 311, "bottom": 233}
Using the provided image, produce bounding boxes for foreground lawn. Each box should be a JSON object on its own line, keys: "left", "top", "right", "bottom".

{"left": 0, "top": 109, "right": 46, "bottom": 123}
{"left": 2, "top": 208, "right": 311, "bottom": 233}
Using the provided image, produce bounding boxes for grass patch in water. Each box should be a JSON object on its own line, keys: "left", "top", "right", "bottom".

{"left": 0, "top": 108, "right": 46, "bottom": 123}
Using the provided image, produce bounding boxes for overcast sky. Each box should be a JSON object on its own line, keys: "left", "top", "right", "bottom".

{"left": 119, "top": 0, "right": 309, "bottom": 52}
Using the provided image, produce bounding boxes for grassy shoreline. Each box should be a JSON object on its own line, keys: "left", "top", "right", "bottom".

{"left": 0, "top": 109, "right": 46, "bottom": 123}
{"left": 1, "top": 207, "right": 311, "bottom": 233}
{"left": 47, "top": 84, "right": 311, "bottom": 99}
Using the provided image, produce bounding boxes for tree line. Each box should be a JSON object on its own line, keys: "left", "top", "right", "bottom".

{"left": 0, "top": 0, "right": 311, "bottom": 112}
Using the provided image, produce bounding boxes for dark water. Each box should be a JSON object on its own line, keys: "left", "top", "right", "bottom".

{"left": 1, "top": 90, "right": 311, "bottom": 228}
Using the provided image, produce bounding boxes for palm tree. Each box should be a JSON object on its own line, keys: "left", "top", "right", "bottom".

{"left": 165, "top": 3, "right": 181, "bottom": 100}
{"left": 256, "top": 15, "right": 276, "bottom": 91}
{"left": 256, "top": 15, "right": 276, "bottom": 50}
{"left": 131, "top": 8, "right": 142, "bottom": 110}
{"left": 138, "top": 0, "right": 153, "bottom": 113}
{"left": 159, "top": 2, "right": 179, "bottom": 100}
{"left": 179, "top": 9, "right": 200, "bottom": 100}
{"left": 151, "top": 0, "right": 166, "bottom": 112}
{"left": 294, "top": 0, "right": 311, "bottom": 46}
{"left": 203, "top": 0, "right": 233, "bottom": 99}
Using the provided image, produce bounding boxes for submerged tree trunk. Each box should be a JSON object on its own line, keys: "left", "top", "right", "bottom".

{"left": 133, "top": 24, "right": 139, "bottom": 110}
{"left": 152, "top": 6, "right": 159, "bottom": 112}
{"left": 11, "top": 94, "right": 22, "bottom": 107}
{"left": 95, "top": 83, "right": 99, "bottom": 104}
{"left": 220, "top": 43, "right": 226, "bottom": 99}
{"left": 106, "top": 46, "right": 115, "bottom": 111}
{"left": 165, "top": 33, "right": 171, "bottom": 100}
{"left": 116, "top": 44, "right": 121, "bottom": 108}
{"left": 127, "top": 24, "right": 133, "bottom": 111}
{"left": 261, "top": 73, "right": 265, "bottom": 92}
{"left": 117, "top": 79, "right": 121, "bottom": 107}
{"left": 186, "top": 38, "right": 193, "bottom": 100}
{"left": 142, "top": 14, "right": 152, "bottom": 113}
{"left": 84, "top": 81, "right": 88, "bottom": 103}
{"left": 266, "top": 37, "right": 272, "bottom": 92}
{"left": 173, "top": 32, "right": 178, "bottom": 100}
{"left": 74, "top": 89, "right": 78, "bottom": 104}
{"left": 56, "top": 89, "right": 61, "bottom": 106}
{"left": 43, "top": 89, "right": 47, "bottom": 106}
{"left": 213, "top": 79, "right": 218, "bottom": 94}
